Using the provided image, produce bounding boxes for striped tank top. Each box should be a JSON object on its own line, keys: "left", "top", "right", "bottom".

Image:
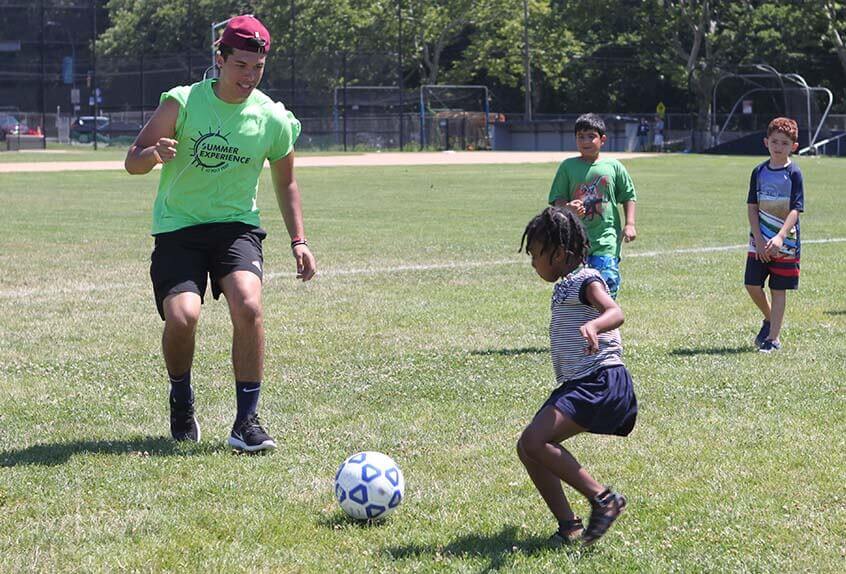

{"left": 550, "top": 267, "right": 623, "bottom": 383}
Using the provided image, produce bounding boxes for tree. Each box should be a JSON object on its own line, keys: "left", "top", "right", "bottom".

{"left": 446, "top": 0, "right": 581, "bottom": 113}
{"left": 824, "top": 1, "right": 846, "bottom": 78}
{"left": 405, "top": 0, "right": 474, "bottom": 86}
{"left": 645, "top": 1, "right": 833, "bottom": 149}
{"left": 95, "top": 0, "right": 844, "bottom": 119}
{"left": 99, "top": 0, "right": 247, "bottom": 57}
{"left": 656, "top": 0, "right": 726, "bottom": 149}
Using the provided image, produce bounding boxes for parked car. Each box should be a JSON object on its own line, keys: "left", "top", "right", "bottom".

{"left": 70, "top": 116, "right": 109, "bottom": 143}
{"left": 0, "top": 114, "right": 28, "bottom": 140}
{"left": 70, "top": 116, "right": 142, "bottom": 143}
{"left": 104, "top": 119, "right": 143, "bottom": 143}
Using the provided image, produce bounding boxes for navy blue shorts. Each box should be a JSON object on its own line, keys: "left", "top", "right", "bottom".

{"left": 150, "top": 222, "right": 266, "bottom": 320}
{"left": 538, "top": 365, "right": 638, "bottom": 436}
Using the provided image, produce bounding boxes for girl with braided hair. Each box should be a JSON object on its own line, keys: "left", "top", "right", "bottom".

{"left": 517, "top": 206, "right": 637, "bottom": 546}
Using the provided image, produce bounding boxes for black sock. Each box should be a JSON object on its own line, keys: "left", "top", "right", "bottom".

{"left": 235, "top": 381, "right": 261, "bottom": 423}
{"left": 169, "top": 371, "right": 193, "bottom": 405}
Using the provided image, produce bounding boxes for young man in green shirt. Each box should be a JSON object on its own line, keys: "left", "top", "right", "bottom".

{"left": 125, "top": 15, "right": 316, "bottom": 452}
{"left": 548, "top": 114, "right": 637, "bottom": 299}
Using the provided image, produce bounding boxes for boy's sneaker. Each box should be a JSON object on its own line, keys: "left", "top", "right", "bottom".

{"left": 758, "top": 339, "right": 782, "bottom": 353}
{"left": 170, "top": 398, "right": 200, "bottom": 442}
{"left": 583, "top": 488, "right": 627, "bottom": 546}
{"left": 228, "top": 413, "right": 276, "bottom": 452}
{"left": 549, "top": 518, "right": 584, "bottom": 545}
{"left": 754, "top": 320, "right": 771, "bottom": 349}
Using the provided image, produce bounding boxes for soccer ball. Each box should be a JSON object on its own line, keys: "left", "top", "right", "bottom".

{"left": 334, "top": 451, "right": 405, "bottom": 520}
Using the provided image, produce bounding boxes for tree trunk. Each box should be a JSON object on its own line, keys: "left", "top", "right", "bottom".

{"left": 676, "top": 0, "right": 714, "bottom": 151}
{"left": 690, "top": 70, "right": 716, "bottom": 151}
{"left": 825, "top": 3, "right": 846, "bottom": 77}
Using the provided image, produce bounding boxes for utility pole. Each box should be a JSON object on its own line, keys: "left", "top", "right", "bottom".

{"left": 92, "top": 0, "right": 98, "bottom": 150}
{"left": 40, "top": 0, "right": 46, "bottom": 136}
{"left": 187, "top": 0, "right": 193, "bottom": 82}
{"left": 398, "top": 0, "right": 404, "bottom": 150}
{"left": 291, "top": 0, "right": 296, "bottom": 107}
{"left": 522, "top": 0, "right": 532, "bottom": 122}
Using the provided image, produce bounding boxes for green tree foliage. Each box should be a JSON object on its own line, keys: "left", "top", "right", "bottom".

{"left": 253, "top": 0, "right": 392, "bottom": 93}
{"left": 445, "top": 0, "right": 581, "bottom": 112}
{"left": 405, "top": 0, "right": 475, "bottom": 86}
{"left": 99, "top": 0, "right": 249, "bottom": 55}
{"left": 638, "top": 1, "right": 835, "bottom": 147}
{"left": 824, "top": 1, "right": 846, "bottom": 77}
{"left": 98, "top": 0, "right": 846, "bottom": 123}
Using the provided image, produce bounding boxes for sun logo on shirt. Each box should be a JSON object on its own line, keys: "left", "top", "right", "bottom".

{"left": 189, "top": 128, "right": 252, "bottom": 173}
{"left": 191, "top": 129, "right": 232, "bottom": 170}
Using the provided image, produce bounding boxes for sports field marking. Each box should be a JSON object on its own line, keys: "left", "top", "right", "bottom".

{"left": 266, "top": 237, "right": 846, "bottom": 279}
{"left": 2, "top": 238, "right": 842, "bottom": 300}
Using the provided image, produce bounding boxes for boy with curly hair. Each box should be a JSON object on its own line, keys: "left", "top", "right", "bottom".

{"left": 745, "top": 117, "right": 805, "bottom": 352}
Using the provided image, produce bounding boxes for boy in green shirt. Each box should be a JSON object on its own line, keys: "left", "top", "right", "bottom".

{"left": 125, "top": 15, "right": 316, "bottom": 452}
{"left": 548, "top": 114, "right": 637, "bottom": 298}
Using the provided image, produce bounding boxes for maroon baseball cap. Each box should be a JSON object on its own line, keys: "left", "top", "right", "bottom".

{"left": 217, "top": 15, "right": 271, "bottom": 53}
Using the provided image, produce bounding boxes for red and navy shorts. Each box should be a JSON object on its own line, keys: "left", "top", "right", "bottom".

{"left": 744, "top": 254, "right": 800, "bottom": 290}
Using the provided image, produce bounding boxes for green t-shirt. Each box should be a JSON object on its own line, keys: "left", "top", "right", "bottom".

{"left": 151, "top": 79, "right": 301, "bottom": 235}
{"left": 547, "top": 157, "right": 637, "bottom": 257}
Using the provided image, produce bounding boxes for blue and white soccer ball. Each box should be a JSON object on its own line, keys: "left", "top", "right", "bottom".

{"left": 334, "top": 451, "right": 405, "bottom": 521}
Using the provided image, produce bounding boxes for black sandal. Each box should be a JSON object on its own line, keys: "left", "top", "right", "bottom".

{"left": 583, "top": 488, "right": 627, "bottom": 545}
{"left": 549, "top": 517, "right": 584, "bottom": 545}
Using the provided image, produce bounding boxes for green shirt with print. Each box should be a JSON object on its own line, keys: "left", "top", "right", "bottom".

{"left": 151, "top": 79, "right": 301, "bottom": 235}
{"left": 548, "top": 157, "right": 637, "bottom": 258}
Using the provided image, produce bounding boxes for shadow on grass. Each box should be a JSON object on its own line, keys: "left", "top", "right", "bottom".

{"left": 670, "top": 346, "right": 751, "bottom": 356}
{"left": 824, "top": 310, "right": 846, "bottom": 316}
{"left": 384, "top": 525, "right": 583, "bottom": 572}
{"left": 0, "top": 436, "right": 220, "bottom": 467}
{"left": 317, "top": 511, "right": 394, "bottom": 530}
{"left": 471, "top": 347, "right": 547, "bottom": 357}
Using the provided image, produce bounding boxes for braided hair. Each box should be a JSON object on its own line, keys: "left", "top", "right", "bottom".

{"left": 520, "top": 207, "right": 590, "bottom": 264}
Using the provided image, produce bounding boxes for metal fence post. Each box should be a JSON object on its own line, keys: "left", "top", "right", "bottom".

{"left": 139, "top": 52, "right": 144, "bottom": 111}
{"left": 342, "top": 52, "right": 348, "bottom": 152}
{"left": 419, "top": 88, "right": 425, "bottom": 150}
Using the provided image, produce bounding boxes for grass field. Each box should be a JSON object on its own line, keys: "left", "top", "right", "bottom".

{"left": 1, "top": 154, "right": 844, "bottom": 573}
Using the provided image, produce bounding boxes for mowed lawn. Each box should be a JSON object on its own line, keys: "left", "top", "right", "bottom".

{"left": 0, "top": 155, "right": 844, "bottom": 573}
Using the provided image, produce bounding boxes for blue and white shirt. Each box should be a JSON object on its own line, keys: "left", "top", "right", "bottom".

{"left": 550, "top": 267, "right": 623, "bottom": 384}
{"left": 747, "top": 161, "right": 804, "bottom": 259}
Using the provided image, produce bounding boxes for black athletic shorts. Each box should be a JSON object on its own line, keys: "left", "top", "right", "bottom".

{"left": 150, "top": 222, "right": 267, "bottom": 320}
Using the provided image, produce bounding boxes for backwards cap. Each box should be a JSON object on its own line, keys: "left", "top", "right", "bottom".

{"left": 217, "top": 15, "right": 271, "bottom": 53}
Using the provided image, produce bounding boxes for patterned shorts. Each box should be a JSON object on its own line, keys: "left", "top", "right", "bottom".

{"left": 744, "top": 254, "right": 799, "bottom": 290}
{"left": 587, "top": 255, "right": 621, "bottom": 299}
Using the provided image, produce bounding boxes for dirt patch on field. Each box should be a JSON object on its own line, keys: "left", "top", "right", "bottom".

{"left": 0, "top": 151, "right": 658, "bottom": 173}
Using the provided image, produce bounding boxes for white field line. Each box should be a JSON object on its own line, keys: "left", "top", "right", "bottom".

{"left": 2, "top": 237, "right": 845, "bottom": 300}
{"left": 267, "top": 237, "right": 846, "bottom": 279}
